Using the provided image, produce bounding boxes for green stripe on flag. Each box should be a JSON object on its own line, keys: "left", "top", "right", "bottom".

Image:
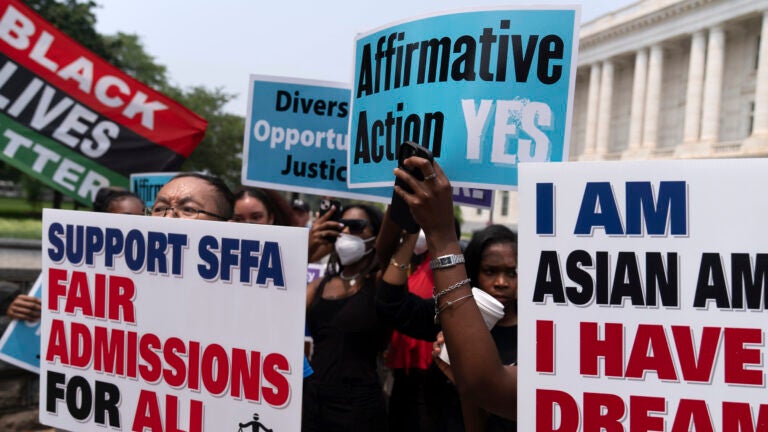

{"left": 0, "top": 113, "right": 128, "bottom": 206}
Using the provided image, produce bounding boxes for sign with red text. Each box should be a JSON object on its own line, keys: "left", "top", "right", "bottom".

{"left": 39, "top": 210, "right": 307, "bottom": 431}
{"left": 519, "top": 158, "right": 768, "bottom": 431}
{"left": 0, "top": 0, "right": 206, "bottom": 205}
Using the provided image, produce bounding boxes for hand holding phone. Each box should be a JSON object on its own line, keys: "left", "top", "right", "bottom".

{"left": 318, "top": 199, "right": 342, "bottom": 222}
{"left": 390, "top": 141, "right": 434, "bottom": 233}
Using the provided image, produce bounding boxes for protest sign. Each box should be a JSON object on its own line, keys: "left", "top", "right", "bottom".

{"left": 0, "top": 0, "right": 206, "bottom": 205}
{"left": 452, "top": 186, "right": 494, "bottom": 209}
{"left": 348, "top": 6, "right": 579, "bottom": 190}
{"left": 243, "top": 75, "right": 391, "bottom": 202}
{"left": 0, "top": 272, "right": 42, "bottom": 373}
{"left": 130, "top": 172, "right": 178, "bottom": 207}
{"left": 519, "top": 159, "right": 768, "bottom": 431}
{"left": 39, "top": 210, "right": 307, "bottom": 431}
{"left": 243, "top": 74, "right": 494, "bottom": 208}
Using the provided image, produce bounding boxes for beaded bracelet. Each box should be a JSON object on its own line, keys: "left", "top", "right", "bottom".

{"left": 389, "top": 257, "right": 410, "bottom": 271}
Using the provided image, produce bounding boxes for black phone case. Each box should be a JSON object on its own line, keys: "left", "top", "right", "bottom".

{"left": 390, "top": 142, "right": 432, "bottom": 233}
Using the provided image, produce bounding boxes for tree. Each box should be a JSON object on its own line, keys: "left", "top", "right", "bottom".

{"left": 22, "top": 0, "right": 119, "bottom": 64}
{"left": 176, "top": 87, "right": 244, "bottom": 187}
{"left": 9, "top": 0, "right": 247, "bottom": 194}
{"left": 102, "top": 32, "right": 170, "bottom": 91}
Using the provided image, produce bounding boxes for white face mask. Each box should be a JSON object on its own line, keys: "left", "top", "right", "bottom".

{"left": 413, "top": 230, "right": 428, "bottom": 255}
{"left": 335, "top": 234, "right": 375, "bottom": 265}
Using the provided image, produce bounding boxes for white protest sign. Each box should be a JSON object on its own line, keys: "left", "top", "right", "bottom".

{"left": 39, "top": 210, "right": 307, "bottom": 431}
{"left": 519, "top": 159, "right": 768, "bottom": 431}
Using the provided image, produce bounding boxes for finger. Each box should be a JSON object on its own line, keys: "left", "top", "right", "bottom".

{"left": 432, "top": 160, "right": 447, "bottom": 181}
{"left": 402, "top": 156, "right": 435, "bottom": 178}
{"left": 315, "top": 205, "right": 336, "bottom": 223}
{"left": 393, "top": 167, "right": 424, "bottom": 200}
{"left": 321, "top": 230, "right": 341, "bottom": 239}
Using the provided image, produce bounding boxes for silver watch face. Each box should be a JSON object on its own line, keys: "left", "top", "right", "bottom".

{"left": 431, "top": 254, "right": 464, "bottom": 269}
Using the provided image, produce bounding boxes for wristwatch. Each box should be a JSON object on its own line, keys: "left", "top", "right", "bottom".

{"left": 430, "top": 254, "right": 465, "bottom": 270}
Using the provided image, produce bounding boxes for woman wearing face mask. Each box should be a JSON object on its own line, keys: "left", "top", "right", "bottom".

{"left": 302, "top": 204, "right": 389, "bottom": 432}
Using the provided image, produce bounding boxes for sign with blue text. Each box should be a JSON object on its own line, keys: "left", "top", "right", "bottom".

{"left": 39, "top": 210, "right": 308, "bottom": 431}
{"left": 0, "top": 273, "right": 42, "bottom": 373}
{"left": 242, "top": 75, "right": 392, "bottom": 202}
{"left": 518, "top": 159, "right": 768, "bottom": 431}
{"left": 349, "top": 6, "right": 579, "bottom": 190}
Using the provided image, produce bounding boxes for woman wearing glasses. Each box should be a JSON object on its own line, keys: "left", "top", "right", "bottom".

{"left": 302, "top": 204, "right": 390, "bottom": 432}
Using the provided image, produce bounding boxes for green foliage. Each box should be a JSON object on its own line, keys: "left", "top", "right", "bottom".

{"left": 0, "top": 217, "right": 42, "bottom": 239}
{"left": 102, "top": 32, "right": 170, "bottom": 91}
{"left": 176, "top": 87, "right": 245, "bottom": 188}
{"left": 11, "top": 0, "right": 248, "bottom": 193}
{"left": 22, "top": 0, "right": 118, "bottom": 64}
{"left": 453, "top": 205, "right": 464, "bottom": 227}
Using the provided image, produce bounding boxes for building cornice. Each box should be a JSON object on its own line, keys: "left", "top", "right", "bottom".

{"left": 581, "top": 0, "right": 712, "bottom": 48}
{"left": 578, "top": 0, "right": 768, "bottom": 66}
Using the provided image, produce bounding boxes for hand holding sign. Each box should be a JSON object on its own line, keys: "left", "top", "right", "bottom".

{"left": 6, "top": 293, "right": 40, "bottom": 321}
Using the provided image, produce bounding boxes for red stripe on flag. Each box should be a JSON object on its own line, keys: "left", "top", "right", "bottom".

{"left": 0, "top": 0, "right": 206, "bottom": 157}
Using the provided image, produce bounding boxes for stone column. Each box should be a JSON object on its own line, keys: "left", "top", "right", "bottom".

{"left": 580, "top": 63, "right": 601, "bottom": 159}
{"left": 641, "top": 44, "right": 663, "bottom": 152}
{"left": 623, "top": 48, "right": 648, "bottom": 158}
{"left": 743, "top": 11, "right": 768, "bottom": 153}
{"left": 683, "top": 31, "right": 706, "bottom": 143}
{"left": 595, "top": 60, "right": 614, "bottom": 156}
{"left": 700, "top": 26, "right": 725, "bottom": 144}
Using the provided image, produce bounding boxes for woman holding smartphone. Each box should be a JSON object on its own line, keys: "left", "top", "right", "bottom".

{"left": 302, "top": 204, "right": 389, "bottom": 432}
{"left": 392, "top": 156, "right": 518, "bottom": 421}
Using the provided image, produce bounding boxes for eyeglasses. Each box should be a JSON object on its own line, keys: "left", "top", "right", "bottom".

{"left": 146, "top": 206, "right": 227, "bottom": 220}
{"left": 339, "top": 218, "right": 369, "bottom": 234}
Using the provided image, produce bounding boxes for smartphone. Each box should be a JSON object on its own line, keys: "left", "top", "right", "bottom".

{"left": 390, "top": 141, "right": 434, "bottom": 233}
{"left": 319, "top": 199, "right": 342, "bottom": 222}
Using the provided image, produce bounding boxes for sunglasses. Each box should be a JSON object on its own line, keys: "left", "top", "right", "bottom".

{"left": 339, "top": 218, "right": 369, "bottom": 234}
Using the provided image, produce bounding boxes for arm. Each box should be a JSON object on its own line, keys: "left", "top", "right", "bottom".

{"left": 461, "top": 399, "right": 489, "bottom": 432}
{"left": 376, "top": 232, "right": 439, "bottom": 340}
{"left": 306, "top": 278, "right": 322, "bottom": 311}
{"left": 375, "top": 206, "right": 402, "bottom": 269}
{"left": 4, "top": 293, "right": 41, "bottom": 322}
{"left": 394, "top": 157, "right": 517, "bottom": 420}
{"left": 376, "top": 280, "right": 438, "bottom": 341}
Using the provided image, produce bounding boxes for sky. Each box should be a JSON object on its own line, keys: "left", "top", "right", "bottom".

{"left": 93, "top": 0, "right": 636, "bottom": 115}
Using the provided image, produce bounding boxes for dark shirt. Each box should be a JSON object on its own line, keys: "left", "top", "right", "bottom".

{"left": 308, "top": 275, "right": 389, "bottom": 384}
{"left": 376, "top": 279, "right": 439, "bottom": 341}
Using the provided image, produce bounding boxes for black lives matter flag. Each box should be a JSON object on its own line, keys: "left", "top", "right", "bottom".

{"left": 0, "top": 0, "right": 207, "bottom": 205}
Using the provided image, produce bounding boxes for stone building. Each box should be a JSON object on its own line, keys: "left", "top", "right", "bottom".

{"left": 461, "top": 0, "right": 768, "bottom": 232}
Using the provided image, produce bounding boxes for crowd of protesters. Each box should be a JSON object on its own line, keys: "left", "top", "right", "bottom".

{"left": 2, "top": 163, "right": 518, "bottom": 431}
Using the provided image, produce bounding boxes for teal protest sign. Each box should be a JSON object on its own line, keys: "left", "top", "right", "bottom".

{"left": 242, "top": 75, "right": 391, "bottom": 202}
{"left": 0, "top": 273, "right": 42, "bottom": 373}
{"left": 130, "top": 172, "right": 178, "bottom": 207}
{"left": 348, "top": 7, "right": 580, "bottom": 189}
